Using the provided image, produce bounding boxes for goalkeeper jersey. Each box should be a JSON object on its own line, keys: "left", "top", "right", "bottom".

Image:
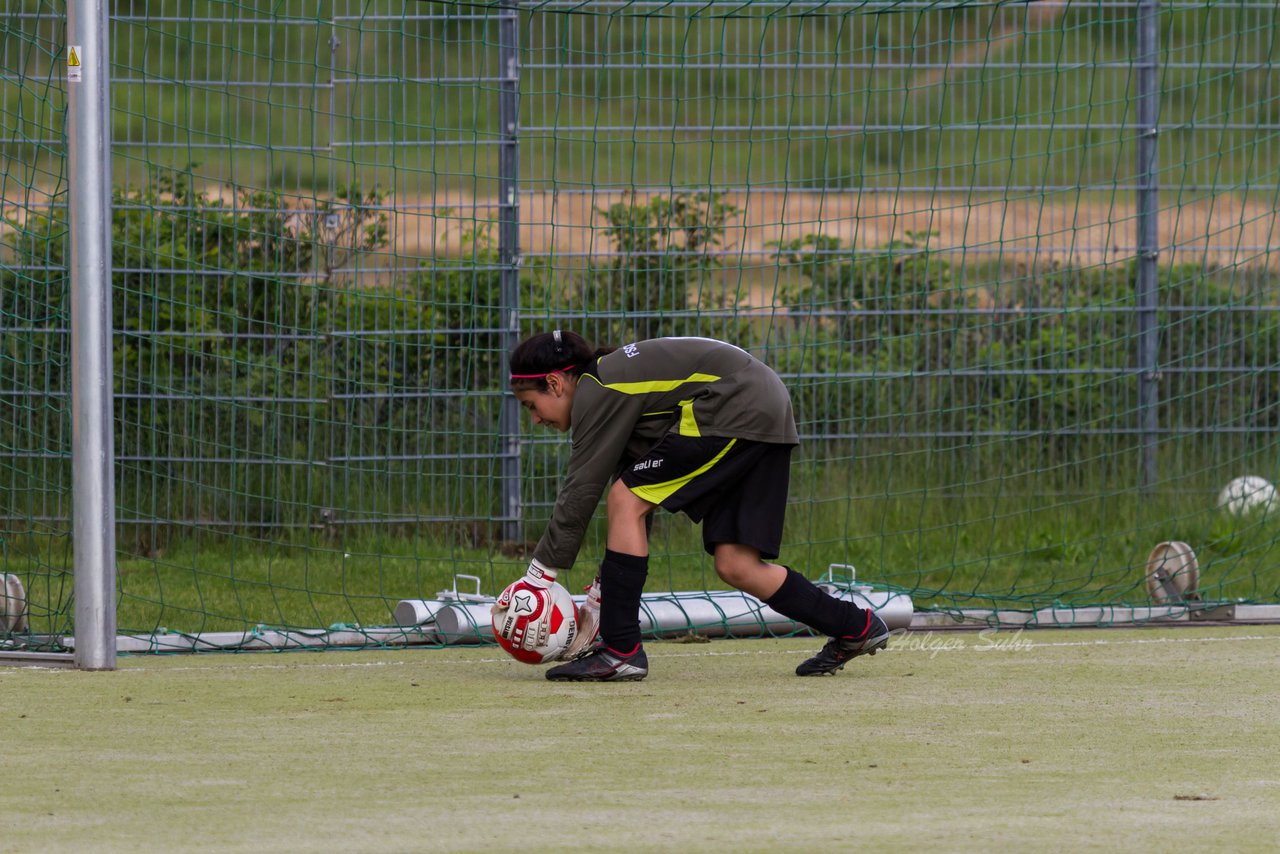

{"left": 531, "top": 336, "right": 798, "bottom": 570}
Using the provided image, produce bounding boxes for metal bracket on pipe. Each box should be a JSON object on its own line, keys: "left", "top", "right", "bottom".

{"left": 437, "top": 574, "right": 491, "bottom": 603}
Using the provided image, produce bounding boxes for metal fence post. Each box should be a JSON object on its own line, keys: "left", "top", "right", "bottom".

{"left": 498, "top": 1, "right": 523, "bottom": 542}
{"left": 1136, "top": 0, "right": 1160, "bottom": 490}
{"left": 67, "top": 0, "right": 117, "bottom": 670}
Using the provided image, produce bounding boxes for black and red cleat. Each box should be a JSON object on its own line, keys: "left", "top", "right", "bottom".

{"left": 795, "top": 611, "right": 890, "bottom": 676}
{"left": 546, "top": 644, "right": 649, "bottom": 682}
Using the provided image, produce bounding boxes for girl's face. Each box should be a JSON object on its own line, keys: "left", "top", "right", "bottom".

{"left": 513, "top": 372, "right": 576, "bottom": 432}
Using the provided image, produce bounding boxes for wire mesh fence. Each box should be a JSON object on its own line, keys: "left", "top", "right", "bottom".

{"left": 2, "top": 0, "right": 1280, "bottom": 647}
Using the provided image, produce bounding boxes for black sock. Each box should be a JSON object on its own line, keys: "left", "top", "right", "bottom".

{"left": 599, "top": 549, "right": 649, "bottom": 653}
{"left": 764, "top": 567, "right": 870, "bottom": 639}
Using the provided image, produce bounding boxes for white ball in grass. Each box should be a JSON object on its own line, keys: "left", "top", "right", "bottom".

{"left": 1216, "top": 475, "right": 1277, "bottom": 517}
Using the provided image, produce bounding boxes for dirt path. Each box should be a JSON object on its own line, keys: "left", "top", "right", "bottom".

{"left": 6, "top": 180, "right": 1275, "bottom": 279}
{"left": 394, "top": 189, "right": 1280, "bottom": 272}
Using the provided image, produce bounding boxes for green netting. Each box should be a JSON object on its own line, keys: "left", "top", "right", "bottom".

{"left": 1, "top": 1, "right": 73, "bottom": 644}
{"left": 4, "top": 0, "right": 1280, "bottom": 654}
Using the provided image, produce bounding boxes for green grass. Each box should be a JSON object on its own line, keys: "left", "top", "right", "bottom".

{"left": 103, "top": 483, "right": 1280, "bottom": 633}
{"left": 7, "top": 458, "right": 1280, "bottom": 639}
{"left": 12, "top": 3, "right": 1277, "bottom": 192}
{"left": 3, "top": 626, "right": 1279, "bottom": 852}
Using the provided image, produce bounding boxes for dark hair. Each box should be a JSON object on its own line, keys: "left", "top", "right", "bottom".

{"left": 509, "top": 330, "right": 614, "bottom": 391}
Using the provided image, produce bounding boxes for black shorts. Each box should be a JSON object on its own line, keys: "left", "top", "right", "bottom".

{"left": 618, "top": 434, "right": 793, "bottom": 559}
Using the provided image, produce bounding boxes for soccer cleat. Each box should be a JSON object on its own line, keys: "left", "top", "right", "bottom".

{"left": 795, "top": 611, "right": 891, "bottom": 676}
{"left": 545, "top": 644, "right": 649, "bottom": 682}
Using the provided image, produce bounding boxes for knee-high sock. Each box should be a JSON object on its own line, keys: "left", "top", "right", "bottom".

{"left": 599, "top": 549, "right": 649, "bottom": 653}
{"left": 764, "top": 567, "right": 872, "bottom": 639}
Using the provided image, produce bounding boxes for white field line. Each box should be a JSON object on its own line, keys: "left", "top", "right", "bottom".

{"left": 8, "top": 630, "right": 1272, "bottom": 675}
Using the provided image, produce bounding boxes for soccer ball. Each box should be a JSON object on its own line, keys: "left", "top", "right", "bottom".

{"left": 1216, "top": 475, "right": 1277, "bottom": 517}
{"left": 492, "top": 581, "right": 578, "bottom": 665}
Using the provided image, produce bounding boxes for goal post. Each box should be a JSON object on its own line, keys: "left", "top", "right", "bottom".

{"left": 66, "top": 0, "right": 117, "bottom": 670}
{"left": 4, "top": 1, "right": 1280, "bottom": 659}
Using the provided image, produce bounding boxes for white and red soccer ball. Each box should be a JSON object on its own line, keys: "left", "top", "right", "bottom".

{"left": 492, "top": 581, "right": 578, "bottom": 664}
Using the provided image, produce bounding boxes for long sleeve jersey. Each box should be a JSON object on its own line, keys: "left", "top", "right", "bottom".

{"left": 531, "top": 337, "right": 798, "bottom": 569}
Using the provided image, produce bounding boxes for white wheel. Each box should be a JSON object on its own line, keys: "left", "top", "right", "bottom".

{"left": 1, "top": 573, "right": 28, "bottom": 633}
{"left": 1144, "top": 541, "right": 1199, "bottom": 604}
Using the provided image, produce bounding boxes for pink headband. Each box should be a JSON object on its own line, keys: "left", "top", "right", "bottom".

{"left": 510, "top": 363, "right": 579, "bottom": 380}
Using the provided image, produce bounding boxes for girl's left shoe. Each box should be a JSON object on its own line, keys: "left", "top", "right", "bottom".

{"left": 795, "top": 611, "right": 890, "bottom": 676}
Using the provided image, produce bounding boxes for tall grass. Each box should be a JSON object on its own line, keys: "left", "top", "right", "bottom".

{"left": 3, "top": 3, "right": 1263, "bottom": 190}
{"left": 8, "top": 444, "right": 1280, "bottom": 639}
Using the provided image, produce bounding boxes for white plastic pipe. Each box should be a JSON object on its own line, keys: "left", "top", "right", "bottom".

{"left": 409, "top": 585, "right": 914, "bottom": 646}
{"left": 391, "top": 598, "right": 452, "bottom": 628}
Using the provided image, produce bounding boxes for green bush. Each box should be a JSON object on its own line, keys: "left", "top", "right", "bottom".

{"left": 5, "top": 178, "right": 1279, "bottom": 533}
{"left": 772, "top": 232, "right": 1280, "bottom": 461}
{"left": 2, "top": 169, "right": 515, "bottom": 525}
{"left": 580, "top": 191, "right": 741, "bottom": 343}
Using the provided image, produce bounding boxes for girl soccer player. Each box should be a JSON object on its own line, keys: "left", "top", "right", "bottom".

{"left": 493, "top": 330, "right": 889, "bottom": 681}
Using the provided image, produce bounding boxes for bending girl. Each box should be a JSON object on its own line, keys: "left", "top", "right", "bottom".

{"left": 493, "top": 330, "right": 889, "bottom": 681}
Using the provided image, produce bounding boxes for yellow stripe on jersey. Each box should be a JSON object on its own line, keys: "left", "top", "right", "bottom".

{"left": 678, "top": 399, "right": 700, "bottom": 437}
{"left": 591, "top": 372, "right": 721, "bottom": 395}
{"left": 628, "top": 439, "right": 737, "bottom": 505}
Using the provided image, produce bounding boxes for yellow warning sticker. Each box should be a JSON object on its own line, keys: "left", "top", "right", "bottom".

{"left": 68, "top": 45, "right": 82, "bottom": 82}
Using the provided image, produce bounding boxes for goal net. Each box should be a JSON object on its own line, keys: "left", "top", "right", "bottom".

{"left": 3, "top": 0, "right": 1279, "bottom": 653}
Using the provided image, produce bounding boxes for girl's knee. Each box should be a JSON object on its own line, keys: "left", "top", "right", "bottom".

{"left": 607, "top": 481, "right": 642, "bottom": 514}
{"left": 714, "top": 554, "right": 751, "bottom": 587}
{"left": 606, "top": 481, "right": 658, "bottom": 527}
